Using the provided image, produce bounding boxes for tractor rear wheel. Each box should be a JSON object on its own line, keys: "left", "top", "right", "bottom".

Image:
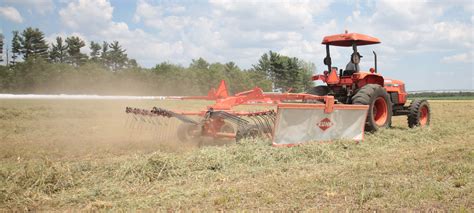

{"left": 307, "top": 85, "right": 329, "bottom": 96}
{"left": 352, "top": 84, "right": 392, "bottom": 132}
{"left": 408, "top": 99, "right": 430, "bottom": 128}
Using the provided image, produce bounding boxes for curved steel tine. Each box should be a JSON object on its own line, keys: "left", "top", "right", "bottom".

{"left": 255, "top": 115, "right": 267, "bottom": 135}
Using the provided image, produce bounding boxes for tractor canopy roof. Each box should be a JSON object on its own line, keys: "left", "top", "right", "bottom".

{"left": 322, "top": 32, "right": 380, "bottom": 46}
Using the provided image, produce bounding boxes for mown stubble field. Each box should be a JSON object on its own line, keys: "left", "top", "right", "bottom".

{"left": 0, "top": 99, "right": 473, "bottom": 211}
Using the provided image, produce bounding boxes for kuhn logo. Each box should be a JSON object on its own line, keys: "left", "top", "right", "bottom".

{"left": 317, "top": 118, "right": 333, "bottom": 131}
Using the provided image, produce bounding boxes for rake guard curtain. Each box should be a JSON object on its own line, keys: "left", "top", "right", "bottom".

{"left": 273, "top": 104, "right": 368, "bottom": 146}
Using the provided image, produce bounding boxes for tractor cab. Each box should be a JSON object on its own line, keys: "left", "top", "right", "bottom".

{"left": 313, "top": 32, "right": 407, "bottom": 106}
{"left": 313, "top": 32, "right": 383, "bottom": 87}
{"left": 326, "top": 33, "right": 379, "bottom": 77}
{"left": 309, "top": 32, "right": 422, "bottom": 132}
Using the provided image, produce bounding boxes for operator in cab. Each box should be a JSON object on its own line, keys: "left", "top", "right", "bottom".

{"left": 345, "top": 52, "right": 362, "bottom": 75}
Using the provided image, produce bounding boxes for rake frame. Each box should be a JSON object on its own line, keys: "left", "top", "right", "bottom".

{"left": 126, "top": 80, "right": 338, "bottom": 142}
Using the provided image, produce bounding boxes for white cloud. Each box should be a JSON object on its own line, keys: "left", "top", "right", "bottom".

{"left": 133, "top": 0, "right": 192, "bottom": 37}
{"left": 167, "top": 5, "right": 186, "bottom": 13}
{"left": 343, "top": 0, "right": 474, "bottom": 53}
{"left": 59, "top": 0, "right": 113, "bottom": 33}
{"left": 373, "top": 0, "right": 443, "bottom": 25}
{"left": 58, "top": 0, "right": 192, "bottom": 66}
{"left": 433, "top": 22, "right": 473, "bottom": 48}
{"left": 209, "top": 0, "right": 331, "bottom": 31}
{"left": 133, "top": 0, "right": 161, "bottom": 24}
{"left": 3, "top": 0, "right": 54, "bottom": 15}
{"left": 132, "top": 0, "right": 335, "bottom": 67}
{"left": 441, "top": 52, "right": 473, "bottom": 63}
{"left": 56, "top": 0, "right": 473, "bottom": 74}
{"left": 0, "top": 6, "right": 23, "bottom": 23}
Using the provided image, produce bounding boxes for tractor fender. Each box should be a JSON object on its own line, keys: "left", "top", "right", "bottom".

{"left": 356, "top": 74, "right": 384, "bottom": 88}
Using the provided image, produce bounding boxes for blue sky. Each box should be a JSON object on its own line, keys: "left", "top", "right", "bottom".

{"left": 0, "top": 0, "right": 472, "bottom": 91}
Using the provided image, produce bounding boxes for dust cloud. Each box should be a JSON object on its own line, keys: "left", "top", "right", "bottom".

{"left": 0, "top": 99, "right": 219, "bottom": 160}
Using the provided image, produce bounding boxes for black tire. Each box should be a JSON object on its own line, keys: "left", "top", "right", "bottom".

{"left": 407, "top": 99, "right": 430, "bottom": 128}
{"left": 220, "top": 122, "right": 235, "bottom": 134}
{"left": 219, "top": 122, "right": 237, "bottom": 142}
{"left": 235, "top": 126, "right": 259, "bottom": 143}
{"left": 352, "top": 84, "right": 392, "bottom": 132}
{"left": 307, "top": 85, "right": 329, "bottom": 96}
{"left": 177, "top": 123, "right": 200, "bottom": 143}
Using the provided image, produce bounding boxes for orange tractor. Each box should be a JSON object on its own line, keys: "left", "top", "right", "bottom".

{"left": 310, "top": 32, "right": 431, "bottom": 131}
{"left": 126, "top": 32, "right": 430, "bottom": 146}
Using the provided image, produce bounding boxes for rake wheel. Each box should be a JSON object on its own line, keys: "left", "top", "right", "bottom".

{"left": 235, "top": 126, "right": 260, "bottom": 143}
{"left": 177, "top": 123, "right": 201, "bottom": 143}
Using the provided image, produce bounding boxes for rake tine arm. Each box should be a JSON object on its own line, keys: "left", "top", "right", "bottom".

{"left": 254, "top": 115, "right": 267, "bottom": 134}
{"left": 126, "top": 106, "right": 200, "bottom": 125}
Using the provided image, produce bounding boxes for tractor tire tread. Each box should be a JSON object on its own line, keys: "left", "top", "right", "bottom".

{"left": 352, "top": 84, "right": 378, "bottom": 103}
{"left": 407, "top": 99, "right": 430, "bottom": 128}
{"left": 351, "top": 84, "right": 392, "bottom": 132}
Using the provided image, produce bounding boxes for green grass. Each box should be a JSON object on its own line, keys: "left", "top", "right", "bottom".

{"left": 0, "top": 99, "right": 473, "bottom": 211}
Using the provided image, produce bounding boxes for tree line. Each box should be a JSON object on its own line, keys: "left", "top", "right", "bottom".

{"left": 0, "top": 27, "right": 314, "bottom": 95}
{"left": 408, "top": 92, "right": 474, "bottom": 99}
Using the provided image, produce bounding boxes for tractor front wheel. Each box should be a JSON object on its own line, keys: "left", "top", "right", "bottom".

{"left": 408, "top": 99, "right": 431, "bottom": 128}
{"left": 352, "top": 84, "right": 392, "bottom": 132}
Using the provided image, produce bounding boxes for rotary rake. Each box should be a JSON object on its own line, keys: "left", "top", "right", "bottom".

{"left": 126, "top": 80, "right": 369, "bottom": 146}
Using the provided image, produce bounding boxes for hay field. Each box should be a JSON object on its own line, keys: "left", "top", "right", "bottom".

{"left": 0, "top": 99, "right": 473, "bottom": 211}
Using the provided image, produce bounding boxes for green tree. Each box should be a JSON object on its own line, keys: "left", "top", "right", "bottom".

{"left": 190, "top": 57, "right": 210, "bottom": 70}
{"left": 151, "top": 62, "right": 196, "bottom": 95}
{"left": 223, "top": 61, "right": 247, "bottom": 94}
{"left": 1, "top": 28, "right": 281, "bottom": 96}
{"left": 49, "top": 37, "right": 68, "bottom": 63}
{"left": 127, "top": 58, "right": 138, "bottom": 68}
{"left": 298, "top": 60, "right": 316, "bottom": 92}
{"left": 89, "top": 41, "right": 101, "bottom": 62}
{"left": 65, "top": 36, "right": 87, "bottom": 66}
{"left": 225, "top": 61, "right": 237, "bottom": 71}
{"left": 100, "top": 41, "right": 110, "bottom": 67}
{"left": 11, "top": 57, "right": 61, "bottom": 93}
{"left": 11, "top": 31, "right": 22, "bottom": 65}
{"left": 253, "top": 52, "right": 272, "bottom": 77}
{"left": 189, "top": 58, "right": 215, "bottom": 93}
{"left": 108, "top": 41, "right": 128, "bottom": 71}
{"left": 19, "top": 27, "right": 49, "bottom": 60}
{"left": 245, "top": 68, "right": 272, "bottom": 91}
{"left": 0, "top": 65, "right": 13, "bottom": 91}
{"left": 253, "top": 51, "right": 312, "bottom": 92}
